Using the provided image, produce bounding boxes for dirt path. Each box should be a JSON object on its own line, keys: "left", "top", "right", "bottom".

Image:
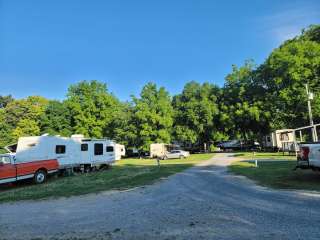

{"left": 1, "top": 153, "right": 320, "bottom": 240}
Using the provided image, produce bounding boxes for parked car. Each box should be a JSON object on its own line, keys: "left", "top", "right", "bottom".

{"left": 163, "top": 150, "right": 190, "bottom": 159}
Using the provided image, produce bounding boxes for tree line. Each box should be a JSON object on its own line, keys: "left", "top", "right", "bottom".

{"left": 1, "top": 25, "right": 320, "bottom": 151}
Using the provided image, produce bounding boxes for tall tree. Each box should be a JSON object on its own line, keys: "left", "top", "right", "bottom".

{"left": 258, "top": 27, "right": 320, "bottom": 129}
{"left": 222, "top": 61, "right": 270, "bottom": 140}
{"left": 65, "top": 80, "right": 121, "bottom": 138}
{"left": 40, "top": 100, "right": 72, "bottom": 136}
{"left": 0, "top": 95, "right": 13, "bottom": 108}
{"left": 173, "top": 81, "right": 221, "bottom": 148}
{"left": 4, "top": 96, "right": 49, "bottom": 140}
{"left": 131, "top": 83, "right": 173, "bottom": 150}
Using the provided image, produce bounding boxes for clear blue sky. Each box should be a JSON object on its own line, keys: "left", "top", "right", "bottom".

{"left": 1, "top": 0, "right": 319, "bottom": 101}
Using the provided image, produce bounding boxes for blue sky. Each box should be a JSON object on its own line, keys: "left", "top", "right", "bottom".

{"left": 0, "top": 0, "right": 319, "bottom": 101}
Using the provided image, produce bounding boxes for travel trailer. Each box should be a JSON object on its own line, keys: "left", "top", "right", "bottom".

{"left": 115, "top": 144, "right": 126, "bottom": 160}
{"left": 150, "top": 143, "right": 179, "bottom": 158}
{"left": 263, "top": 129, "right": 295, "bottom": 151}
{"left": 0, "top": 134, "right": 119, "bottom": 184}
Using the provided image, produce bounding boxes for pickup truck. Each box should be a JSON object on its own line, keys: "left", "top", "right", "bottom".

{"left": 0, "top": 154, "right": 59, "bottom": 184}
{"left": 296, "top": 142, "right": 320, "bottom": 170}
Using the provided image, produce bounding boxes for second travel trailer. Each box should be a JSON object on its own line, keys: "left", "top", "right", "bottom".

{"left": 115, "top": 144, "right": 126, "bottom": 160}
{"left": 263, "top": 129, "right": 295, "bottom": 151}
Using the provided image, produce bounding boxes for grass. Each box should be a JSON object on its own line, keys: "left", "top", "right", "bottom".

{"left": 0, "top": 153, "right": 214, "bottom": 203}
{"left": 229, "top": 160, "right": 320, "bottom": 191}
{"left": 233, "top": 151, "right": 296, "bottom": 160}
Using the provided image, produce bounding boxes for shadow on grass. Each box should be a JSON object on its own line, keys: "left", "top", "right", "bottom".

{"left": 0, "top": 162, "right": 194, "bottom": 203}
{"left": 229, "top": 161, "right": 320, "bottom": 191}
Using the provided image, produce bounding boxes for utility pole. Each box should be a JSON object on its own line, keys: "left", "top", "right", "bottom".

{"left": 305, "top": 84, "right": 317, "bottom": 142}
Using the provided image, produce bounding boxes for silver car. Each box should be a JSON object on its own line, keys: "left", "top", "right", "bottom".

{"left": 163, "top": 150, "right": 190, "bottom": 159}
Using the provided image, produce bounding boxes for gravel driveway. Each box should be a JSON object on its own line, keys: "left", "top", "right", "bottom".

{"left": 1, "top": 153, "right": 320, "bottom": 240}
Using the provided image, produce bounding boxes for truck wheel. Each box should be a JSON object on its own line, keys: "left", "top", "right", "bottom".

{"left": 34, "top": 170, "right": 47, "bottom": 184}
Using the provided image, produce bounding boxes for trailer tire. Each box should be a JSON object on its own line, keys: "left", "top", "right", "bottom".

{"left": 34, "top": 170, "right": 47, "bottom": 184}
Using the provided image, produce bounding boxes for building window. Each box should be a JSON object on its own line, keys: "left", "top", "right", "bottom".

{"left": 94, "top": 143, "right": 103, "bottom": 155}
{"left": 81, "top": 144, "right": 88, "bottom": 151}
{"left": 56, "top": 145, "right": 66, "bottom": 154}
{"left": 106, "top": 146, "right": 114, "bottom": 152}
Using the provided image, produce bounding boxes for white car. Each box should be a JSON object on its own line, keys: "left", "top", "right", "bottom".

{"left": 163, "top": 150, "right": 190, "bottom": 159}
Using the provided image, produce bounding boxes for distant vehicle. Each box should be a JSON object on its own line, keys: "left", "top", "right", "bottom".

{"left": 217, "top": 140, "right": 241, "bottom": 151}
{"left": 296, "top": 142, "right": 320, "bottom": 170}
{"left": 0, "top": 134, "right": 122, "bottom": 185}
{"left": 217, "top": 140, "right": 260, "bottom": 151}
{"left": 163, "top": 150, "right": 190, "bottom": 159}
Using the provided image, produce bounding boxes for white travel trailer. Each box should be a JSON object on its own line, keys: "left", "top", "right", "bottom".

{"left": 263, "top": 129, "right": 295, "bottom": 151}
{"left": 115, "top": 144, "right": 126, "bottom": 160}
{"left": 150, "top": 143, "right": 179, "bottom": 158}
{"left": 6, "top": 134, "right": 117, "bottom": 170}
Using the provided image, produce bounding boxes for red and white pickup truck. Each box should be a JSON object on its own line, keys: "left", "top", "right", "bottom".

{"left": 0, "top": 154, "right": 59, "bottom": 184}
{"left": 297, "top": 142, "right": 320, "bottom": 170}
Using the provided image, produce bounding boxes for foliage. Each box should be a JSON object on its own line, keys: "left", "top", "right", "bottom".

{"left": 40, "top": 100, "right": 72, "bottom": 136}
{"left": 173, "top": 81, "right": 221, "bottom": 147}
{"left": 65, "top": 80, "right": 120, "bottom": 138}
{"left": 130, "top": 83, "right": 173, "bottom": 150}
{"left": 0, "top": 25, "right": 319, "bottom": 149}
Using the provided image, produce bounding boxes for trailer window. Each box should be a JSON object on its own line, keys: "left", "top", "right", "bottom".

{"left": 81, "top": 144, "right": 88, "bottom": 151}
{"left": 94, "top": 143, "right": 103, "bottom": 155}
{"left": 106, "top": 146, "right": 114, "bottom": 152}
{"left": 56, "top": 145, "right": 66, "bottom": 154}
{"left": 0, "top": 156, "right": 11, "bottom": 164}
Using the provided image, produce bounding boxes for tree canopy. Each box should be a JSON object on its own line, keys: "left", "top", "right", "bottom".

{"left": 0, "top": 25, "right": 319, "bottom": 151}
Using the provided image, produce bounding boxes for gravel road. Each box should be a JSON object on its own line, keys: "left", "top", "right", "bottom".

{"left": 1, "top": 153, "right": 320, "bottom": 240}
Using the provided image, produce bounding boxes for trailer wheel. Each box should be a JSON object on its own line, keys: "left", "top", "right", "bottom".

{"left": 34, "top": 170, "right": 47, "bottom": 184}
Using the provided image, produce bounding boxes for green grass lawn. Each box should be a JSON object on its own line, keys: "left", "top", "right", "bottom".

{"left": 233, "top": 151, "right": 296, "bottom": 160}
{"left": 0, "top": 153, "right": 214, "bottom": 203}
{"left": 229, "top": 160, "right": 320, "bottom": 191}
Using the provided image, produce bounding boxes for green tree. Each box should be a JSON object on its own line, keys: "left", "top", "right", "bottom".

{"left": 65, "top": 80, "right": 121, "bottom": 138}
{"left": 0, "top": 95, "right": 13, "bottom": 108}
{"left": 40, "top": 100, "right": 72, "bottom": 136}
{"left": 131, "top": 83, "right": 173, "bottom": 150}
{"left": 222, "top": 61, "right": 271, "bottom": 140}
{"left": 12, "top": 119, "right": 40, "bottom": 139}
{"left": 173, "top": 81, "right": 221, "bottom": 148}
{"left": 258, "top": 27, "right": 320, "bottom": 129}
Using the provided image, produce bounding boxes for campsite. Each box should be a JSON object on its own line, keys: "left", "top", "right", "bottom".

{"left": 1, "top": 1, "right": 320, "bottom": 239}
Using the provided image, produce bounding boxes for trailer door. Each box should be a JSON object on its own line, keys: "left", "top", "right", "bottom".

{"left": 92, "top": 143, "right": 104, "bottom": 164}
{"left": 80, "top": 143, "right": 90, "bottom": 164}
{"left": 0, "top": 156, "right": 16, "bottom": 184}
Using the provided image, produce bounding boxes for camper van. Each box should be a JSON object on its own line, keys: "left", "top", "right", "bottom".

{"left": 0, "top": 134, "right": 119, "bottom": 184}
